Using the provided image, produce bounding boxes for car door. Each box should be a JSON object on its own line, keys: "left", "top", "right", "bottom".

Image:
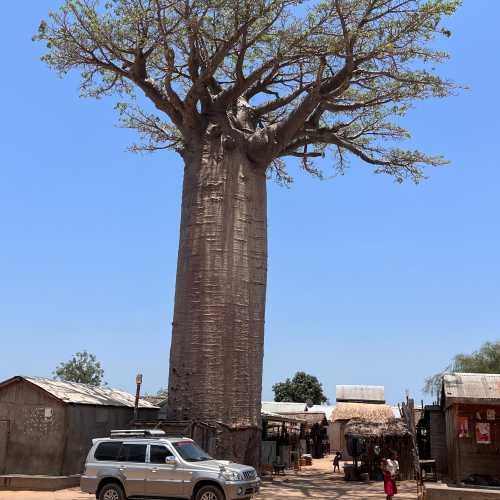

{"left": 147, "top": 444, "right": 191, "bottom": 498}
{"left": 118, "top": 443, "right": 149, "bottom": 497}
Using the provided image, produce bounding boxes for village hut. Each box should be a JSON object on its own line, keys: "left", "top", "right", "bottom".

{"left": 418, "top": 404, "right": 447, "bottom": 480}
{"left": 0, "top": 375, "right": 158, "bottom": 484}
{"left": 261, "top": 411, "right": 306, "bottom": 468}
{"left": 261, "top": 402, "right": 333, "bottom": 460}
{"left": 331, "top": 401, "right": 394, "bottom": 458}
{"left": 309, "top": 405, "right": 336, "bottom": 453}
{"left": 440, "top": 372, "right": 500, "bottom": 484}
{"left": 344, "top": 418, "right": 414, "bottom": 480}
{"left": 287, "top": 412, "right": 330, "bottom": 458}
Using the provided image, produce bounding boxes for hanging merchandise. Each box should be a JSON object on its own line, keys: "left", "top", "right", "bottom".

{"left": 458, "top": 416, "right": 469, "bottom": 438}
{"left": 476, "top": 422, "right": 491, "bottom": 444}
{"left": 487, "top": 409, "right": 496, "bottom": 421}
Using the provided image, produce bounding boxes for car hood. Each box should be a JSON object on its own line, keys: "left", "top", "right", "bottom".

{"left": 185, "top": 459, "right": 253, "bottom": 474}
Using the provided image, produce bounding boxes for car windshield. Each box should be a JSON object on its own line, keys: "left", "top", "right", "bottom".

{"left": 173, "top": 441, "right": 212, "bottom": 462}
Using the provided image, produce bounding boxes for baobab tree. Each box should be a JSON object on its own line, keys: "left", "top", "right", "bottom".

{"left": 37, "top": 0, "right": 460, "bottom": 465}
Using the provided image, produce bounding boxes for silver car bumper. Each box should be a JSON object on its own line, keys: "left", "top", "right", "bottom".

{"left": 224, "top": 480, "right": 260, "bottom": 499}
{"left": 80, "top": 475, "right": 97, "bottom": 494}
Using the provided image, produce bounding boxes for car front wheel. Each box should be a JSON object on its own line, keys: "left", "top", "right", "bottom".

{"left": 195, "top": 485, "right": 224, "bottom": 500}
{"left": 98, "top": 483, "right": 125, "bottom": 500}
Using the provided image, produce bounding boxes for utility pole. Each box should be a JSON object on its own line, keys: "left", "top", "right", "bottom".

{"left": 134, "top": 373, "right": 143, "bottom": 422}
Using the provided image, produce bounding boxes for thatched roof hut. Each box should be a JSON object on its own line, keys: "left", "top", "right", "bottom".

{"left": 344, "top": 418, "right": 410, "bottom": 438}
{"left": 331, "top": 402, "right": 394, "bottom": 423}
{"left": 344, "top": 418, "right": 414, "bottom": 481}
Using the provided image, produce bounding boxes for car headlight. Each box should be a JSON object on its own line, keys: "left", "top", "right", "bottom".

{"left": 222, "top": 470, "right": 243, "bottom": 481}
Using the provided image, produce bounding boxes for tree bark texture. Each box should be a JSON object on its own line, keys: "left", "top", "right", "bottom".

{"left": 167, "top": 137, "right": 267, "bottom": 467}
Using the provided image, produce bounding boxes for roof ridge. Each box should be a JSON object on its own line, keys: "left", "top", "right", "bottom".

{"left": 10, "top": 375, "right": 159, "bottom": 409}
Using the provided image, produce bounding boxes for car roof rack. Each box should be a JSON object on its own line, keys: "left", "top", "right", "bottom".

{"left": 110, "top": 429, "right": 167, "bottom": 438}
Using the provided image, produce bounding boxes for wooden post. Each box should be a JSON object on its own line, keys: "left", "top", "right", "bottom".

{"left": 402, "top": 397, "right": 422, "bottom": 496}
{"left": 134, "top": 373, "right": 143, "bottom": 422}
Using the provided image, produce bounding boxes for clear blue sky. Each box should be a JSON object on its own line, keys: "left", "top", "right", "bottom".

{"left": 1, "top": 1, "right": 498, "bottom": 405}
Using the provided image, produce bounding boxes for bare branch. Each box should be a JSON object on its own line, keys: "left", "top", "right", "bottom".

{"left": 36, "top": 0, "right": 460, "bottom": 174}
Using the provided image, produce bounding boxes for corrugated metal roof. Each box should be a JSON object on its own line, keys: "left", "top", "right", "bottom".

{"left": 287, "top": 412, "right": 327, "bottom": 425}
{"left": 443, "top": 373, "right": 500, "bottom": 405}
{"left": 2, "top": 376, "right": 158, "bottom": 408}
{"left": 309, "top": 405, "right": 336, "bottom": 420}
{"left": 331, "top": 402, "right": 394, "bottom": 423}
{"left": 336, "top": 385, "right": 385, "bottom": 403}
{"left": 261, "top": 401, "right": 308, "bottom": 414}
{"left": 142, "top": 395, "right": 168, "bottom": 407}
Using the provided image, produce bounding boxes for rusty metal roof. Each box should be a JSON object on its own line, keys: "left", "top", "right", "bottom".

{"left": 1, "top": 376, "right": 158, "bottom": 408}
{"left": 443, "top": 373, "right": 500, "bottom": 407}
{"left": 336, "top": 385, "right": 385, "bottom": 403}
{"left": 331, "top": 402, "right": 394, "bottom": 423}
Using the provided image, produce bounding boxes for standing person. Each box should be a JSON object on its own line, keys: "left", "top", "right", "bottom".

{"left": 332, "top": 451, "right": 342, "bottom": 473}
{"left": 382, "top": 451, "right": 399, "bottom": 500}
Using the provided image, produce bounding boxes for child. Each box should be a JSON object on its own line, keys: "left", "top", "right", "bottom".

{"left": 332, "top": 451, "right": 342, "bottom": 473}
{"left": 382, "top": 452, "right": 399, "bottom": 500}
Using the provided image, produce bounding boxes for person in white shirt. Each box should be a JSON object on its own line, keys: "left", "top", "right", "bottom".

{"left": 382, "top": 451, "right": 399, "bottom": 499}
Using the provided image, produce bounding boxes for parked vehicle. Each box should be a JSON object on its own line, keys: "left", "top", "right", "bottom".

{"left": 80, "top": 429, "right": 260, "bottom": 500}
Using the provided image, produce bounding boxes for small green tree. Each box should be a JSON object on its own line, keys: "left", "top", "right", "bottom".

{"left": 424, "top": 341, "right": 500, "bottom": 397}
{"left": 273, "top": 371, "right": 327, "bottom": 405}
{"left": 54, "top": 351, "right": 105, "bottom": 386}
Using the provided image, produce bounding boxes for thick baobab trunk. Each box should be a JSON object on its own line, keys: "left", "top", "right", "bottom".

{"left": 167, "top": 137, "right": 267, "bottom": 467}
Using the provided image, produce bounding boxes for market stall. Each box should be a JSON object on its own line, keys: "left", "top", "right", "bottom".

{"left": 344, "top": 417, "right": 414, "bottom": 481}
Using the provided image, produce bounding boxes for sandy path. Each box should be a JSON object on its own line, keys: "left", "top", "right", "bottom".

{"left": 0, "top": 457, "right": 418, "bottom": 500}
{"left": 258, "top": 457, "right": 418, "bottom": 499}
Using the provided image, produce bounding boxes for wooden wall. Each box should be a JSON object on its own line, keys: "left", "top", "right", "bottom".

{"left": 331, "top": 421, "right": 350, "bottom": 458}
{"left": 0, "top": 380, "right": 159, "bottom": 476}
{"left": 63, "top": 404, "right": 157, "bottom": 475}
{"left": 446, "top": 403, "right": 500, "bottom": 483}
{"left": 429, "top": 408, "right": 448, "bottom": 477}
{"left": 0, "top": 380, "right": 66, "bottom": 475}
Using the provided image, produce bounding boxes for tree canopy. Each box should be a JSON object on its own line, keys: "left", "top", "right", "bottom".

{"left": 273, "top": 371, "right": 328, "bottom": 404}
{"left": 54, "top": 350, "right": 105, "bottom": 386}
{"left": 36, "top": 0, "right": 460, "bottom": 183}
{"left": 424, "top": 341, "right": 500, "bottom": 397}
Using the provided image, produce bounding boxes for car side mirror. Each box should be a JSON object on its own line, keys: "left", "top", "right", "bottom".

{"left": 165, "top": 456, "right": 177, "bottom": 466}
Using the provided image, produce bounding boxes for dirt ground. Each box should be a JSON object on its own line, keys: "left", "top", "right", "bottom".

{"left": 0, "top": 458, "right": 418, "bottom": 500}
{"left": 259, "top": 457, "right": 418, "bottom": 499}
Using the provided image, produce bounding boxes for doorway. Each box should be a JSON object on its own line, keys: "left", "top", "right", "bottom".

{"left": 0, "top": 420, "right": 9, "bottom": 474}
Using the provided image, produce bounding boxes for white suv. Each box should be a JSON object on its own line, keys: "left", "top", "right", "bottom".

{"left": 80, "top": 430, "right": 260, "bottom": 500}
